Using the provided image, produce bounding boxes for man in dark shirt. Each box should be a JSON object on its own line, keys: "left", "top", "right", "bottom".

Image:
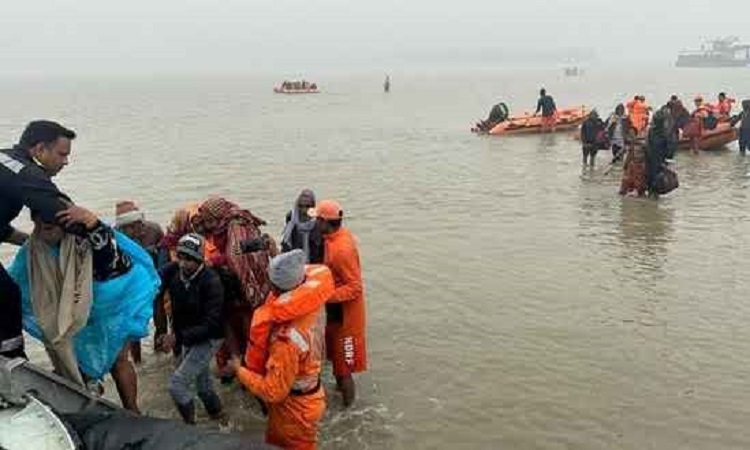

{"left": 534, "top": 88, "right": 558, "bottom": 132}
{"left": 0, "top": 120, "right": 81, "bottom": 359}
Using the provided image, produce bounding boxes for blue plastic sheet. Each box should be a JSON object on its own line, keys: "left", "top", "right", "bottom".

{"left": 9, "top": 230, "right": 159, "bottom": 380}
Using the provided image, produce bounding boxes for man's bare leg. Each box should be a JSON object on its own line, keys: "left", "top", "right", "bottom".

{"left": 111, "top": 347, "right": 140, "bottom": 413}
{"left": 130, "top": 340, "right": 142, "bottom": 365}
{"left": 335, "top": 374, "right": 356, "bottom": 408}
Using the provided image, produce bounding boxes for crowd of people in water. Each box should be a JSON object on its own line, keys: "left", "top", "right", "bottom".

{"left": 479, "top": 88, "right": 750, "bottom": 199}
{"left": 578, "top": 90, "right": 748, "bottom": 198}
{"left": 0, "top": 121, "right": 367, "bottom": 450}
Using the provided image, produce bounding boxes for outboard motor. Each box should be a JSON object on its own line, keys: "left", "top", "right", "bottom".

{"left": 488, "top": 102, "right": 510, "bottom": 123}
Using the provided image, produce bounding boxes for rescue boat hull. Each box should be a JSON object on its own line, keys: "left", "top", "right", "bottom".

{"left": 476, "top": 107, "right": 588, "bottom": 136}
{"left": 680, "top": 125, "right": 738, "bottom": 151}
{"left": 632, "top": 124, "right": 738, "bottom": 152}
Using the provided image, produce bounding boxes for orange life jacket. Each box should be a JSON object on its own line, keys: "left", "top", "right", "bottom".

{"left": 626, "top": 100, "right": 636, "bottom": 117}
{"left": 632, "top": 101, "right": 649, "bottom": 130}
{"left": 717, "top": 98, "right": 735, "bottom": 117}
{"left": 692, "top": 105, "right": 711, "bottom": 118}
{"left": 245, "top": 265, "right": 334, "bottom": 380}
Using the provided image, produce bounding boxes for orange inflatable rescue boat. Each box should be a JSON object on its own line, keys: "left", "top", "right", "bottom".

{"left": 474, "top": 106, "right": 589, "bottom": 136}
{"left": 632, "top": 122, "right": 738, "bottom": 152}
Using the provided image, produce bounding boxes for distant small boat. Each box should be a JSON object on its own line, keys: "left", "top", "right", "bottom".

{"left": 564, "top": 67, "right": 582, "bottom": 77}
{"left": 274, "top": 81, "right": 319, "bottom": 94}
{"left": 384, "top": 75, "right": 391, "bottom": 93}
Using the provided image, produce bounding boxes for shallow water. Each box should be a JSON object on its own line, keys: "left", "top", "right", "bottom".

{"left": 3, "top": 67, "right": 750, "bottom": 449}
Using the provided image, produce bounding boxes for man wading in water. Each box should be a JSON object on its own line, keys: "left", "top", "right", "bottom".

{"left": 534, "top": 88, "right": 558, "bottom": 132}
{"left": 310, "top": 200, "right": 368, "bottom": 408}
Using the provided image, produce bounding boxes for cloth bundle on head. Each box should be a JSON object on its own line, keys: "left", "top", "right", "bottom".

{"left": 269, "top": 249, "right": 306, "bottom": 291}
{"left": 199, "top": 197, "right": 266, "bottom": 234}
{"left": 115, "top": 200, "right": 144, "bottom": 227}
{"left": 198, "top": 197, "right": 271, "bottom": 308}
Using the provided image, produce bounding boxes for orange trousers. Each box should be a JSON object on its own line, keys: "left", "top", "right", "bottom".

{"left": 266, "top": 388, "right": 326, "bottom": 450}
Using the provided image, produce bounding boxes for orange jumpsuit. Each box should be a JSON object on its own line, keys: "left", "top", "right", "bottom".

{"left": 323, "top": 228, "right": 367, "bottom": 376}
{"left": 238, "top": 266, "right": 333, "bottom": 450}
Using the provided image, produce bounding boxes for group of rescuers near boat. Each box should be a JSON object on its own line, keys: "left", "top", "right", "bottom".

{"left": 485, "top": 89, "right": 750, "bottom": 198}
{"left": 0, "top": 121, "right": 367, "bottom": 450}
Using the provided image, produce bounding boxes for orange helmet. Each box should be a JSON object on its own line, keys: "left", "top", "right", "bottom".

{"left": 309, "top": 199, "right": 343, "bottom": 221}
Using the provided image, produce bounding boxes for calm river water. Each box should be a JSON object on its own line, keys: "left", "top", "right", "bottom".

{"left": 2, "top": 67, "right": 750, "bottom": 449}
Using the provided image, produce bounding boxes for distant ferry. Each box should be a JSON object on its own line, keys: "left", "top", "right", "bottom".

{"left": 676, "top": 37, "right": 750, "bottom": 68}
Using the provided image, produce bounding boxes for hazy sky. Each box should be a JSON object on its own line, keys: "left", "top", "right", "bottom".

{"left": 1, "top": 0, "right": 748, "bottom": 76}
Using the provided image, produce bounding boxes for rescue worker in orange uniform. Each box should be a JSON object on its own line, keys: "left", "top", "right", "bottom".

{"left": 628, "top": 95, "right": 650, "bottom": 135}
{"left": 715, "top": 92, "right": 735, "bottom": 119}
{"left": 309, "top": 200, "right": 367, "bottom": 408}
{"left": 688, "top": 96, "right": 714, "bottom": 153}
{"left": 626, "top": 96, "right": 638, "bottom": 130}
{"left": 228, "top": 249, "right": 333, "bottom": 450}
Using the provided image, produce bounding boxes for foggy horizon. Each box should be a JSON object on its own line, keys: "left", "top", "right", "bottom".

{"left": 1, "top": 0, "right": 749, "bottom": 77}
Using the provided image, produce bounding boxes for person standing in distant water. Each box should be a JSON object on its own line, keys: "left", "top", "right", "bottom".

{"left": 731, "top": 100, "right": 750, "bottom": 154}
{"left": 667, "top": 96, "right": 690, "bottom": 159}
{"left": 310, "top": 200, "right": 367, "bottom": 408}
{"left": 646, "top": 106, "right": 670, "bottom": 197}
{"left": 281, "top": 189, "right": 324, "bottom": 264}
{"left": 580, "top": 110, "right": 605, "bottom": 166}
{"left": 534, "top": 88, "right": 557, "bottom": 132}
{"left": 606, "top": 104, "right": 635, "bottom": 163}
{"left": 115, "top": 200, "right": 165, "bottom": 365}
{"left": 619, "top": 139, "right": 648, "bottom": 197}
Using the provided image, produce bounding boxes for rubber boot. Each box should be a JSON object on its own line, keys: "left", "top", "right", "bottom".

{"left": 176, "top": 401, "right": 196, "bottom": 425}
